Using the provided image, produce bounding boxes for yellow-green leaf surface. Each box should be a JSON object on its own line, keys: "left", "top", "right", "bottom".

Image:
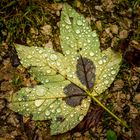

{"left": 9, "top": 4, "right": 122, "bottom": 135}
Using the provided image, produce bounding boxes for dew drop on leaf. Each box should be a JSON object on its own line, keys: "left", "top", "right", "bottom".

{"left": 98, "top": 60, "right": 103, "bottom": 65}
{"left": 45, "top": 79, "right": 49, "bottom": 83}
{"left": 92, "top": 32, "right": 97, "bottom": 37}
{"left": 104, "top": 80, "right": 109, "bottom": 84}
{"left": 89, "top": 52, "right": 94, "bottom": 57}
{"left": 70, "top": 114, "right": 74, "bottom": 117}
{"left": 35, "top": 99, "right": 44, "bottom": 107}
{"left": 51, "top": 109, "right": 55, "bottom": 113}
{"left": 56, "top": 108, "right": 61, "bottom": 113}
{"left": 103, "top": 74, "right": 107, "bottom": 78}
{"left": 87, "top": 39, "right": 91, "bottom": 43}
{"left": 66, "top": 25, "right": 69, "bottom": 29}
{"left": 65, "top": 18, "right": 72, "bottom": 25}
{"left": 46, "top": 69, "right": 51, "bottom": 74}
{"left": 76, "top": 29, "right": 80, "bottom": 34}
{"left": 50, "top": 54, "right": 58, "bottom": 61}
{"left": 45, "top": 110, "right": 51, "bottom": 116}
{"left": 36, "top": 87, "right": 46, "bottom": 96}
{"left": 79, "top": 115, "right": 83, "bottom": 121}
{"left": 66, "top": 36, "right": 69, "bottom": 40}
{"left": 27, "top": 55, "right": 32, "bottom": 59}
{"left": 77, "top": 20, "right": 83, "bottom": 26}
{"left": 65, "top": 50, "right": 70, "bottom": 55}
{"left": 111, "top": 70, "right": 116, "bottom": 75}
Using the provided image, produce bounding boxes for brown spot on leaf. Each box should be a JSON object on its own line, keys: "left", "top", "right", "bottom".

{"left": 76, "top": 57, "right": 96, "bottom": 90}
{"left": 64, "top": 83, "right": 86, "bottom": 107}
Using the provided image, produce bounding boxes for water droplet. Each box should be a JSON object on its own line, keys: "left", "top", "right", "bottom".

{"left": 83, "top": 43, "right": 87, "bottom": 46}
{"left": 77, "top": 20, "right": 82, "bottom": 26}
{"left": 65, "top": 50, "right": 70, "bottom": 55}
{"left": 111, "top": 77, "right": 114, "bottom": 81}
{"left": 98, "top": 60, "right": 103, "bottom": 65}
{"left": 27, "top": 55, "right": 32, "bottom": 59}
{"left": 103, "top": 74, "right": 107, "bottom": 78}
{"left": 62, "top": 24, "right": 65, "bottom": 27}
{"left": 70, "top": 114, "right": 74, "bottom": 118}
{"left": 39, "top": 50, "right": 43, "bottom": 54}
{"left": 51, "top": 109, "right": 55, "bottom": 113}
{"left": 56, "top": 62, "right": 60, "bottom": 66}
{"left": 50, "top": 54, "right": 58, "bottom": 61}
{"left": 38, "top": 108, "right": 42, "bottom": 111}
{"left": 43, "top": 53, "right": 48, "bottom": 58}
{"left": 37, "top": 87, "right": 45, "bottom": 96}
{"left": 35, "top": 100, "right": 44, "bottom": 107}
{"left": 111, "top": 70, "right": 116, "bottom": 75}
{"left": 47, "top": 69, "right": 51, "bottom": 74}
{"left": 68, "top": 74, "right": 73, "bottom": 78}
{"left": 89, "top": 52, "right": 94, "bottom": 56}
{"left": 83, "top": 103, "right": 87, "bottom": 108}
{"left": 92, "top": 32, "right": 97, "bottom": 37}
{"left": 104, "top": 80, "right": 109, "bottom": 84}
{"left": 103, "top": 59, "right": 107, "bottom": 63}
{"left": 65, "top": 18, "right": 71, "bottom": 25}
{"left": 66, "top": 36, "right": 69, "bottom": 40}
{"left": 45, "top": 79, "right": 49, "bottom": 83}
{"left": 18, "top": 98, "right": 22, "bottom": 101}
{"left": 87, "top": 39, "right": 91, "bottom": 43}
{"left": 88, "top": 34, "right": 91, "bottom": 37}
{"left": 76, "top": 29, "right": 80, "bottom": 34}
{"left": 45, "top": 110, "right": 50, "bottom": 116}
{"left": 50, "top": 104, "right": 53, "bottom": 108}
{"left": 66, "top": 25, "right": 69, "bottom": 29}
{"left": 79, "top": 115, "right": 83, "bottom": 121}
{"left": 56, "top": 108, "right": 61, "bottom": 113}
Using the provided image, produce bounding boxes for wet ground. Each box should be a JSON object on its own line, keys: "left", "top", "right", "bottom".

{"left": 0, "top": 0, "right": 140, "bottom": 139}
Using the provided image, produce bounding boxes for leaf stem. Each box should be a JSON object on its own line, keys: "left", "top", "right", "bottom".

{"left": 87, "top": 91, "right": 129, "bottom": 128}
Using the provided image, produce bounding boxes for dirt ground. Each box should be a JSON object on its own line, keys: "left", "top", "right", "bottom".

{"left": 0, "top": 0, "right": 140, "bottom": 139}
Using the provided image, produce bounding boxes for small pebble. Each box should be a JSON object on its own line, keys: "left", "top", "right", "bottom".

{"left": 134, "top": 94, "right": 140, "bottom": 103}
{"left": 119, "top": 30, "right": 128, "bottom": 39}
{"left": 73, "top": 132, "right": 82, "bottom": 138}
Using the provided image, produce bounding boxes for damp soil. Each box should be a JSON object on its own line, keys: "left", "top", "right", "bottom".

{"left": 0, "top": 0, "right": 140, "bottom": 139}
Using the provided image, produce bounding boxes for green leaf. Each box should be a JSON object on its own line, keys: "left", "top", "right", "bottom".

{"left": 9, "top": 4, "right": 122, "bottom": 135}
{"left": 106, "top": 129, "right": 117, "bottom": 140}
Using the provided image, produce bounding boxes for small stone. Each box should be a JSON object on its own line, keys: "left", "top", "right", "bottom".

{"left": 134, "top": 94, "right": 140, "bottom": 103}
{"left": 119, "top": 30, "right": 128, "bottom": 39}
{"left": 7, "top": 114, "right": 19, "bottom": 127}
{"left": 41, "top": 24, "right": 52, "bottom": 35}
{"left": 74, "top": 132, "right": 82, "bottom": 138}
{"left": 0, "top": 99, "right": 5, "bottom": 111}
{"left": 113, "top": 79, "right": 124, "bottom": 91}
{"left": 111, "top": 24, "right": 118, "bottom": 34}
{"left": 96, "top": 20, "right": 102, "bottom": 31}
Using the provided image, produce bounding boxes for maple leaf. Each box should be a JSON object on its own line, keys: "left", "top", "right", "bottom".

{"left": 8, "top": 4, "right": 123, "bottom": 135}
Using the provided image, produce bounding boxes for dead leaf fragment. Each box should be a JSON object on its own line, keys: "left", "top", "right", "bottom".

{"left": 134, "top": 93, "right": 140, "bottom": 103}
{"left": 119, "top": 30, "right": 128, "bottom": 39}
{"left": 111, "top": 25, "right": 118, "bottom": 34}
{"left": 132, "top": 115, "right": 140, "bottom": 140}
